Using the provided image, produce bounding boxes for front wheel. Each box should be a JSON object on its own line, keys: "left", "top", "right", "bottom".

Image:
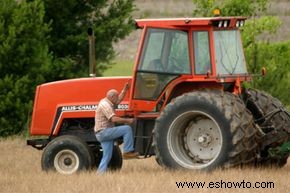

{"left": 153, "top": 91, "right": 259, "bottom": 170}
{"left": 41, "top": 135, "right": 92, "bottom": 174}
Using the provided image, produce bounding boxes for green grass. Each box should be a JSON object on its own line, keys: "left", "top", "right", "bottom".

{"left": 103, "top": 60, "right": 135, "bottom": 76}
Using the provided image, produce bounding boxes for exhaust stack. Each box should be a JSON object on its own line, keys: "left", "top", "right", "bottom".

{"left": 87, "top": 27, "right": 96, "bottom": 77}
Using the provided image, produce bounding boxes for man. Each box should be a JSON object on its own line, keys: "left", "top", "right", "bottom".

{"left": 94, "top": 82, "right": 139, "bottom": 174}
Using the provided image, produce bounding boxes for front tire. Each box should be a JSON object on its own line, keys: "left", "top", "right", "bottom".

{"left": 153, "top": 90, "right": 259, "bottom": 170}
{"left": 93, "top": 144, "right": 123, "bottom": 171}
{"left": 41, "top": 135, "right": 92, "bottom": 174}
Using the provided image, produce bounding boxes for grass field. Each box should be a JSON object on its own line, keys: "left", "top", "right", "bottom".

{"left": 103, "top": 60, "right": 134, "bottom": 77}
{"left": 0, "top": 137, "right": 289, "bottom": 193}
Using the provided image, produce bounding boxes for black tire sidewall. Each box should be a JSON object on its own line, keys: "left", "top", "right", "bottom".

{"left": 93, "top": 144, "right": 123, "bottom": 171}
{"left": 41, "top": 135, "right": 92, "bottom": 173}
{"left": 245, "top": 88, "right": 290, "bottom": 166}
{"left": 108, "top": 145, "right": 123, "bottom": 170}
{"left": 155, "top": 93, "right": 232, "bottom": 170}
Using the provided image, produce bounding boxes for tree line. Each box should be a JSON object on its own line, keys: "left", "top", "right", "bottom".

{"left": 0, "top": 0, "right": 289, "bottom": 137}
{"left": 0, "top": 0, "right": 134, "bottom": 137}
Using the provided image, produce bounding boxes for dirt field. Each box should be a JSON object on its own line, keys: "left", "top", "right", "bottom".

{"left": 0, "top": 137, "right": 289, "bottom": 193}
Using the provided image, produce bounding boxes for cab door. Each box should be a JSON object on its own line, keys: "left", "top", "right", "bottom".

{"left": 130, "top": 27, "right": 191, "bottom": 112}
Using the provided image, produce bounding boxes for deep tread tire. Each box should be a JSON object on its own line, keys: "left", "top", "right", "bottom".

{"left": 245, "top": 88, "right": 290, "bottom": 167}
{"left": 41, "top": 135, "right": 92, "bottom": 174}
{"left": 153, "top": 90, "right": 259, "bottom": 170}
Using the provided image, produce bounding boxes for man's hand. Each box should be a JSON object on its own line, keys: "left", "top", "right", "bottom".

{"left": 117, "top": 81, "right": 131, "bottom": 105}
{"left": 111, "top": 116, "right": 135, "bottom": 125}
{"left": 126, "top": 118, "right": 134, "bottom": 125}
{"left": 123, "top": 82, "right": 130, "bottom": 92}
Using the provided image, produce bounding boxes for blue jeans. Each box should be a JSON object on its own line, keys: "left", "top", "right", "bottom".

{"left": 95, "top": 125, "right": 134, "bottom": 173}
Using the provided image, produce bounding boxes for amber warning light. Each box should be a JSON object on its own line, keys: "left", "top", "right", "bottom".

{"left": 213, "top": 9, "right": 221, "bottom": 17}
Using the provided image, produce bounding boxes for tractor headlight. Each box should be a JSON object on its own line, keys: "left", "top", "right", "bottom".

{"left": 223, "top": 20, "right": 228, "bottom": 27}
{"left": 236, "top": 20, "right": 245, "bottom": 27}
{"left": 213, "top": 19, "right": 232, "bottom": 28}
{"left": 218, "top": 21, "right": 223, "bottom": 28}
{"left": 236, "top": 20, "right": 240, "bottom": 27}
{"left": 240, "top": 20, "right": 245, "bottom": 27}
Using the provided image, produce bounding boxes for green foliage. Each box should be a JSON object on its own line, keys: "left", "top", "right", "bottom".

{"left": 247, "top": 42, "right": 290, "bottom": 105}
{"left": 0, "top": 76, "right": 32, "bottom": 137}
{"left": 192, "top": 0, "right": 268, "bottom": 17}
{"left": 103, "top": 60, "right": 134, "bottom": 76}
{"left": 0, "top": 0, "right": 135, "bottom": 137}
{"left": 0, "top": 0, "right": 51, "bottom": 137}
{"left": 242, "top": 16, "right": 282, "bottom": 73}
{"left": 220, "top": 0, "right": 268, "bottom": 16}
{"left": 192, "top": 0, "right": 216, "bottom": 17}
{"left": 242, "top": 16, "right": 281, "bottom": 48}
{"left": 43, "top": 0, "right": 135, "bottom": 76}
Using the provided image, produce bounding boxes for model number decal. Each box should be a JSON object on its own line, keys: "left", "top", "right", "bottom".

{"left": 61, "top": 105, "right": 97, "bottom": 111}
{"left": 117, "top": 104, "right": 129, "bottom": 110}
{"left": 61, "top": 104, "right": 129, "bottom": 112}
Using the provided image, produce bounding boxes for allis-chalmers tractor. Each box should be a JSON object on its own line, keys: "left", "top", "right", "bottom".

{"left": 27, "top": 16, "right": 290, "bottom": 174}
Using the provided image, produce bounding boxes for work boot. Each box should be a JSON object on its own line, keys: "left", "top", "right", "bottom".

{"left": 123, "top": 151, "right": 139, "bottom": 159}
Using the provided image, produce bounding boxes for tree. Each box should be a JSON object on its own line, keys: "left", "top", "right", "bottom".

{"left": 43, "top": 0, "right": 135, "bottom": 76}
{"left": 250, "top": 42, "right": 290, "bottom": 104}
{"left": 193, "top": 0, "right": 268, "bottom": 17}
{"left": 0, "top": 0, "right": 52, "bottom": 137}
{"left": 0, "top": 0, "right": 136, "bottom": 137}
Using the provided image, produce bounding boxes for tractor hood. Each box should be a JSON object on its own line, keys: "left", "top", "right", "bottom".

{"left": 30, "top": 76, "right": 132, "bottom": 135}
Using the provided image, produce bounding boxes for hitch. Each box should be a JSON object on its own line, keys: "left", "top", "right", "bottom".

{"left": 27, "top": 138, "right": 50, "bottom": 150}
{"left": 255, "top": 107, "right": 289, "bottom": 126}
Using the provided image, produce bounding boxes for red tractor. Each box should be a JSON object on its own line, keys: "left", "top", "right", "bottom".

{"left": 27, "top": 16, "right": 290, "bottom": 174}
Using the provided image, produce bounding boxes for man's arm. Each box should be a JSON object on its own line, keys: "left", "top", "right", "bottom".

{"left": 111, "top": 116, "right": 134, "bottom": 125}
{"left": 116, "top": 82, "right": 130, "bottom": 105}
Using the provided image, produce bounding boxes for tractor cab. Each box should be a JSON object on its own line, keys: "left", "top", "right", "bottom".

{"left": 131, "top": 17, "right": 248, "bottom": 112}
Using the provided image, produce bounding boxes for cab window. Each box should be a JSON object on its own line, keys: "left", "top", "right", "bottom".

{"left": 139, "top": 28, "right": 190, "bottom": 74}
{"left": 134, "top": 28, "right": 190, "bottom": 100}
{"left": 193, "top": 31, "right": 211, "bottom": 74}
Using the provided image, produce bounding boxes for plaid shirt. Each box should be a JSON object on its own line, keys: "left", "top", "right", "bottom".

{"left": 94, "top": 98, "right": 116, "bottom": 132}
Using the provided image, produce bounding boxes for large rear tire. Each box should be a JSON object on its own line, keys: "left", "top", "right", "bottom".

{"left": 244, "top": 88, "right": 290, "bottom": 167}
{"left": 41, "top": 135, "right": 93, "bottom": 174}
{"left": 153, "top": 90, "right": 259, "bottom": 170}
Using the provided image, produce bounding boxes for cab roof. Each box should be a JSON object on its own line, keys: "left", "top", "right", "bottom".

{"left": 135, "top": 17, "right": 246, "bottom": 28}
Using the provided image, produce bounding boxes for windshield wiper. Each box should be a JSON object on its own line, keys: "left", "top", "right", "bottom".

{"left": 231, "top": 32, "right": 240, "bottom": 74}
{"left": 218, "top": 36, "right": 232, "bottom": 74}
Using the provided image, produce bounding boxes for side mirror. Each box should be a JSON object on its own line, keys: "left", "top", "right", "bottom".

{"left": 261, "top": 67, "right": 266, "bottom": 76}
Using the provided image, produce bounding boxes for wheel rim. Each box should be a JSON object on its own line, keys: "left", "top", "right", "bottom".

{"left": 54, "top": 149, "right": 80, "bottom": 174}
{"left": 167, "top": 111, "right": 223, "bottom": 169}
